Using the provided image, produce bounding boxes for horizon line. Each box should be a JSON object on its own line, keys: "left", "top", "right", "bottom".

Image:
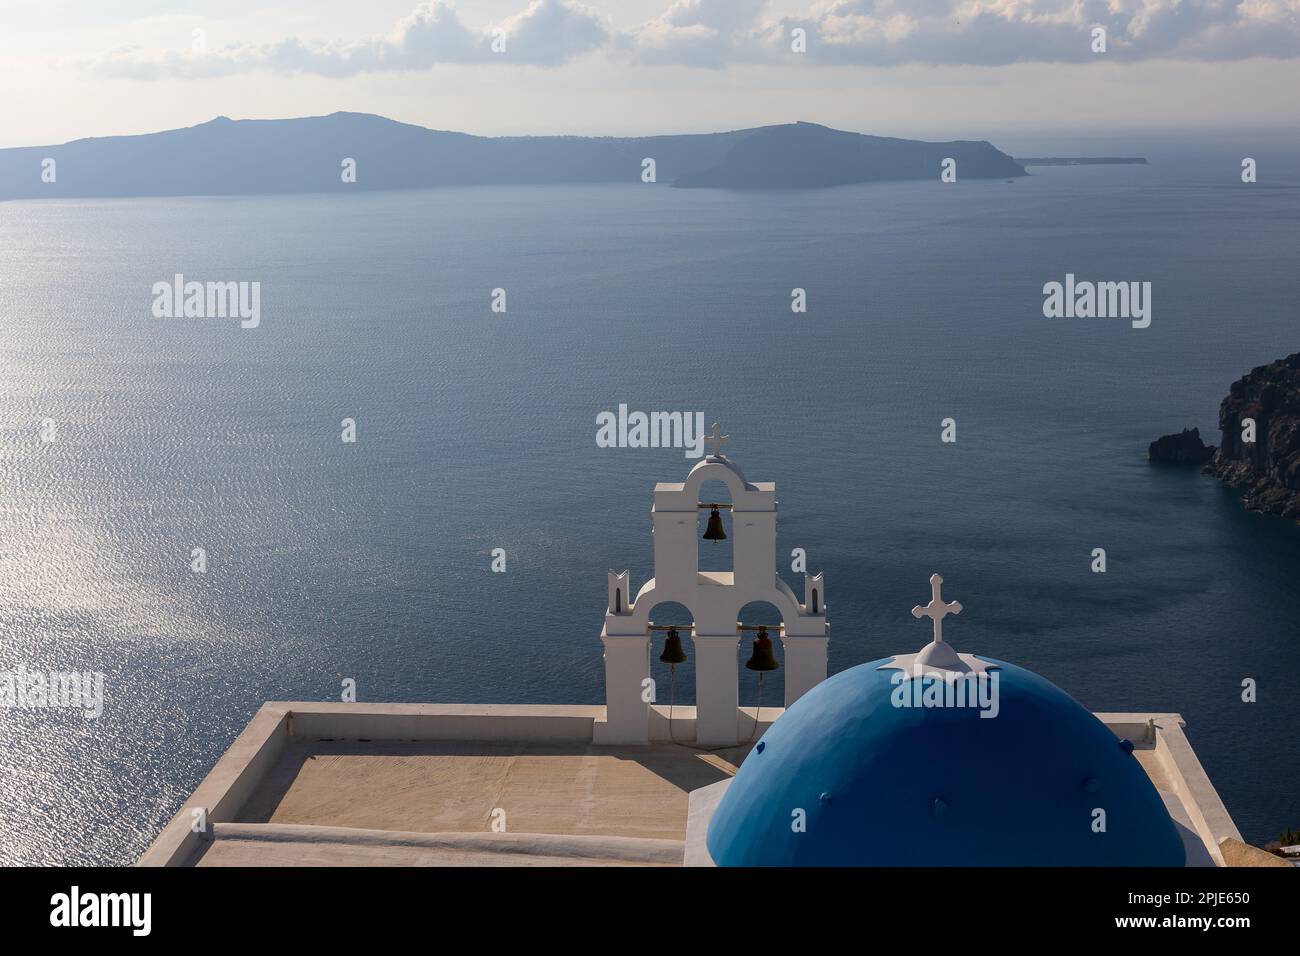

{"left": 5, "top": 110, "right": 1300, "bottom": 153}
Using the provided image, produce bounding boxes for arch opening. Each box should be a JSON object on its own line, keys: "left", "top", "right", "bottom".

{"left": 697, "top": 478, "right": 734, "bottom": 577}
{"left": 645, "top": 601, "right": 697, "bottom": 707}
{"left": 737, "top": 600, "right": 787, "bottom": 708}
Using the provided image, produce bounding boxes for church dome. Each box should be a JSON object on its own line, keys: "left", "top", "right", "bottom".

{"left": 706, "top": 601, "right": 1187, "bottom": 866}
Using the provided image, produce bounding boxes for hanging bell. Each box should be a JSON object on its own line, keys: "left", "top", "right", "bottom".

{"left": 745, "top": 626, "right": 780, "bottom": 671}
{"left": 703, "top": 506, "right": 727, "bottom": 542}
{"left": 659, "top": 626, "right": 687, "bottom": 665}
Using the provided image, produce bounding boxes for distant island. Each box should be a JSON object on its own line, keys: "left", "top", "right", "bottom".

{"left": 1014, "top": 157, "right": 1148, "bottom": 166}
{"left": 0, "top": 113, "right": 1027, "bottom": 200}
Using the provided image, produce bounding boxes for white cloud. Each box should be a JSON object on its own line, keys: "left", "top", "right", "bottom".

{"left": 499, "top": 0, "right": 610, "bottom": 66}
{"left": 85, "top": 0, "right": 610, "bottom": 79}
{"left": 83, "top": 0, "right": 1300, "bottom": 78}
{"left": 621, "top": 0, "right": 770, "bottom": 67}
{"left": 624, "top": 0, "right": 1300, "bottom": 66}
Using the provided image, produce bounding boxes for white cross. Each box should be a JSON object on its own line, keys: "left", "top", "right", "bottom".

{"left": 703, "top": 422, "right": 731, "bottom": 458}
{"left": 911, "top": 573, "right": 962, "bottom": 644}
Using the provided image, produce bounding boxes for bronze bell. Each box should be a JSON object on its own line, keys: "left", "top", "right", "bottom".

{"left": 659, "top": 626, "right": 687, "bottom": 665}
{"left": 745, "top": 625, "right": 780, "bottom": 671}
{"left": 703, "top": 506, "right": 727, "bottom": 542}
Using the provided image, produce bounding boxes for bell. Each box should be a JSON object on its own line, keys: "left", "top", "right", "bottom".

{"left": 703, "top": 506, "right": 727, "bottom": 542}
{"left": 659, "top": 626, "right": 687, "bottom": 665}
{"left": 745, "top": 626, "right": 780, "bottom": 671}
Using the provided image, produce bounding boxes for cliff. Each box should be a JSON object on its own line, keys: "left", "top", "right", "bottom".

{"left": 1204, "top": 352, "right": 1300, "bottom": 521}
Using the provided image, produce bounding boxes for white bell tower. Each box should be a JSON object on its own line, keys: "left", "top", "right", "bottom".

{"left": 596, "top": 427, "right": 829, "bottom": 746}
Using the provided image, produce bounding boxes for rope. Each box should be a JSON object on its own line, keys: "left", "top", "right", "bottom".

{"left": 665, "top": 665, "right": 764, "bottom": 754}
{"left": 744, "top": 673, "right": 764, "bottom": 746}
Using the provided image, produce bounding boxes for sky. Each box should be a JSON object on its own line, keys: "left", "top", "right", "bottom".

{"left": 2, "top": 0, "right": 1299, "bottom": 148}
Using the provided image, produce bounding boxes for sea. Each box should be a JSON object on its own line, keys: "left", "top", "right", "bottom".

{"left": 1, "top": 130, "right": 1297, "bottom": 864}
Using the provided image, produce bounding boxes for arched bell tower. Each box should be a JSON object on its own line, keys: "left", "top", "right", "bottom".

{"left": 597, "top": 429, "right": 829, "bottom": 745}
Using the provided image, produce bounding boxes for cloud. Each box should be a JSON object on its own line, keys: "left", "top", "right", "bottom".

{"left": 85, "top": 0, "right": 609, "bottom": 79}
{"left": 619, "top": 0, "right": 770, "bottom": 67}
{"left": 498, "top": 0, "right": 610, "bottom": 66}
{"left": 623, "top": 0, "right": 1300, "bottom": 66}
{"left": 83, "top": 0, "right": 1300, "bottom": 78}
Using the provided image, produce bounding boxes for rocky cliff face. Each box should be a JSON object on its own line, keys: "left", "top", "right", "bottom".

{"left": 1204, "top": 352, "right": 1300, "bottom": 521}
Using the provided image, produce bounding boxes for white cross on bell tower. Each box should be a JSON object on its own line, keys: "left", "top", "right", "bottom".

{"left": 702, "top": 422, "right": 730, "bottom": 459}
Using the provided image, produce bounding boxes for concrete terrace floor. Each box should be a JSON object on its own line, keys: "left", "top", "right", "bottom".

{"left": 195, "top": 739, "right": 753, "bottom": 864}
{"left": 145, "top": 705, "right": 1244, "bottom": 866}
{"left": 188, "top": 738, "right": 1179, "bottom": 865}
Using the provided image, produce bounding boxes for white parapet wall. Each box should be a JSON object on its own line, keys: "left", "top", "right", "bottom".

{"left": 141, "top": 704, "right": 1241, "bottom": 868}
{"left": 1096, "top": 712, "right": 1242, "bottom": 866}
{"left": 139, "top": 703, "right": 606, "bottom": 867}
{"left": 142, "top": 701, "right": 777, "bottom": 865}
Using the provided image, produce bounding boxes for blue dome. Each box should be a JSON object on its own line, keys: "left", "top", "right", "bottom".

{"left": 707, "top": 656, "right": 1186, "bottom": 866}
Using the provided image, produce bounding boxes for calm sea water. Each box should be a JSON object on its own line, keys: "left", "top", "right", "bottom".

{"left": 1, "top": 145, "right": 1297, "bottom": 864}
